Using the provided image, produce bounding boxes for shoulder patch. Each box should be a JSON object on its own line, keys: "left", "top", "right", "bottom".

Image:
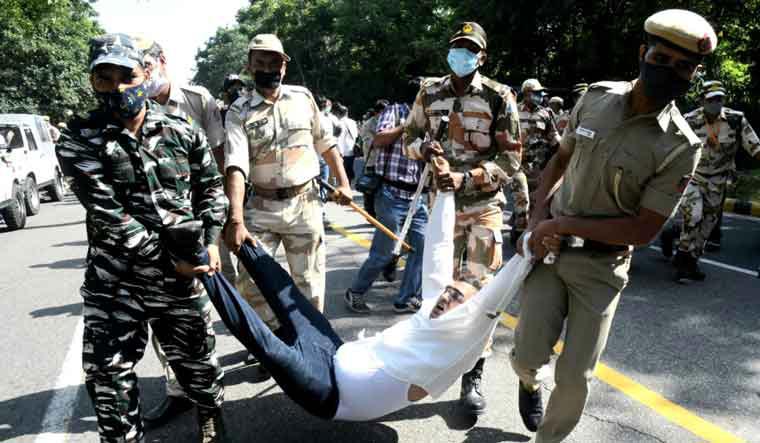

{"left": 180, "top": 84, "right": 211, "bottom": 100}
{"left": 283, "top": 84, "right": 312, "bottom": 98}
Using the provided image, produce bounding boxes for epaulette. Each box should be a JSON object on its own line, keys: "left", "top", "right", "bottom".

{"left": 179, "top": 84, "right": 211, "bottom": 100}
{"left": 421, "top": 76, "right": 444, "bottom": 89}
{"left": 283, "top": 84, "right": 312, "bottom": 98}
{"left": 666, "top": 105, "right": 702, "bottom": 147}
{"left": 588, "top": 81, "right": 625, "bottom": 95}
{"left": 723, "top": 107, "right": 744, "bottom": 119}
{"left": 481, "top": 76, "right": 511, "bottom": 96}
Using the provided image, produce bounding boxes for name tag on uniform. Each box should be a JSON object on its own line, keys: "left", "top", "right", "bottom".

{"left": 245, "top": 118, "right": 268, "bottom": 131}
{"left": 576, "top": 126, "right": 596, "bottom": 140}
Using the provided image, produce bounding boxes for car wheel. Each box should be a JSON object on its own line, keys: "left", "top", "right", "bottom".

{"left": 25, "top": 176, "right": 40, "bottom": 216}
{"left": 47, "top": 168, "right": 65, "bottom": 202}
{"left": 2, "top": 182, "right": 27, "bottom": 230}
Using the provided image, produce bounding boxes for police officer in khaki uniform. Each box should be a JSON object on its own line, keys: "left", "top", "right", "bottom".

{"left": 404, "top": 21, "right": 522, "bottom": 416}
{"left": 510, "top": 10, "right": 716, "bottom": 442}
{"left": 134, "top": 38, "right": 230, "bottom": 426}
{"left": 224, "top": 34, "right": 351, "bottom": 330}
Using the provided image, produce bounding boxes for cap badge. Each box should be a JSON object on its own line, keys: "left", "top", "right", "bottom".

{"left": 698, "top": 33, "right": 713, "bottom": 54}
{"left": 463, "top": 23, "right": 473, "bottom": 34}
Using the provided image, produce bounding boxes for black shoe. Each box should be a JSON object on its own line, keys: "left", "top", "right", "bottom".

{"left": 705, "top": 240, "right": 721, "bottom": 252}
{"left": 518, "top": 381, "right": 543, "bottom": 432}
{"left": 197, "top": 406, "right": 226, "bottom": 443}
{"left": 344, "top": 289, "right": 371, "bottom": 314}
{"left": 383, "top": 258, "right": 399, "bottom": 282}
{"left": 144, "top": 395, "right": 194, "bottom": 428}
{"left": 393, "top": 297, "right": 421, "bottom": 314}
{"left": 510, "top": 229, "right": 524, "bottom": 248}
{"left": 674, "top": 251, "right": 706, "bottom": 284}
{"left": 659, "top": 225, "right": 676, "bottom": 259}
{"left": 459, "top": 358, "right": 486, "bottom": 416}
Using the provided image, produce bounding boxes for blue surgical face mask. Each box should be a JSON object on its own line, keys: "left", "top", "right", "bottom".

{"left": 447, "top": 48, "right": 480, "bottom": 78}
{"left": 530, "top": 92, "right": 543, "bottom": 107}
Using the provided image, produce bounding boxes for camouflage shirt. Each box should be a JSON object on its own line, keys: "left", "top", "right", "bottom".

{"left": 225, "top": 85, "right": 336, "bottom": 189}
{"left": 684, "top": 106, "right": 760, "bottom": 180}
{"left": 404, "top": 72, "right": 521, "bottom": 211}
{"left": 518, "top": 102, "right": 560, "bottom": 161}
{"left": 56, "top": 101, "right": 228, "bottom": 261}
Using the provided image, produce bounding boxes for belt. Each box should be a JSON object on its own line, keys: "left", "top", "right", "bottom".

{"left": 384, "top": 179, "right": 421, "bottom": 193}
{"left": 252, "top": 181, "right": 313, "bottom": 200}
{"left": 562, "top": 236, "right": 631, "bottom": 254}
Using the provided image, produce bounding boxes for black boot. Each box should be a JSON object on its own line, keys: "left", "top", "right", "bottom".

{"left": 197, "top": 406, "right": 226, "bottom": 443}
{"left": 674, "top": 251, "right": 705, "bottom": 284}
{"left": 459, "top": 358, "right": 486, "bottom": 416}
{"left": 518, "top": 381, "right": 543, "bottom": 432}
{"left": 144, "top": 396, "right": 194, "bottom": 428}
{"left": 659, "top": 224, "right": 677, "bottom": 259}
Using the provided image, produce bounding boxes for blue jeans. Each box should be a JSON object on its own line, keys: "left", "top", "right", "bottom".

{"left": 198, "top": 243, "right": 343, "bottom": 420}
{"left": 350, "top": 184, "right": 428, "bottom": 303}
{"left": 319, "top": 158, "right": 330, "bottom": 201}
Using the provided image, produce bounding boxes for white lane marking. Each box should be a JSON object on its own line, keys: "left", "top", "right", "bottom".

{"left": 34, "top": 318, "right": 84, "bottom": 443}
{"left": 648, "top": 246, "right": 757, "bottom": 277}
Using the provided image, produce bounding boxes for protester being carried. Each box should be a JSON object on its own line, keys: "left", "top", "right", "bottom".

{"left": 176, "top": 162, "right": 542, "bottom": 422}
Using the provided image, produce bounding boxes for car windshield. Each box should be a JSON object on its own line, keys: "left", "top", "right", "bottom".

{"left": 0, "top": 125, "right": 23, "bottom": 149}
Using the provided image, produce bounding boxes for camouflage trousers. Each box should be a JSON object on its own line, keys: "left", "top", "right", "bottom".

{"left": 150, "top": 240, "right": 239, "bottom": 398}
{"left": 677, "top": 177, "right": 726, "bottom": 259}
{"left": 507, "top": 170, "right": 530, "bottom": 231}
{"left": 454, "top": 205, "right": 504, "bottom": 289}
{"left": 236, "top": 188, "right": 326, "bottom": 330}
{"left": 81, "top": 241, "right": 223, "bottom": 443}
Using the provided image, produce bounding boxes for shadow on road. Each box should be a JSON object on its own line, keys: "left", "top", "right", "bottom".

{"left": 29, "top": 257, "right": 86, "bottom": 269}
{"left": 30, "top": 302, "right": 82, "bottom": 318}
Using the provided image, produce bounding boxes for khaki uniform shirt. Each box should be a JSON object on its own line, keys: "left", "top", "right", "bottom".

{"left": 225, "top": 85, "right": 336, "bottom": 189}
{"left": 684, "top": 106, "right": 760, "bottom": 181}
{"left": 161, "top": 84, "right": 225, "bottom": 149}
{"left": 551, "top": 81, "right": 702, "bottom": 220}
{"left": 404, "top": 72, "right": 521, "bottom": 211}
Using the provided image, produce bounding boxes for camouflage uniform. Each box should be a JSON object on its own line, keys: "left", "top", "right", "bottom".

{"left": 678, "top": 106, "right": 760, "bottom": 258}
{"left": 149, "top": 83, "right": 228, "bottom": 399}
{"left": 509, "top": 102, "right": 560, "bottom": 231}
{"left": 56, "top": 101, "right": 227, "bottom": 443}
{"left": 404, "top": 72, "right": 521, "bottom": 288}
{"left": 225, "top": 85, "right": 336, "bottom": 328}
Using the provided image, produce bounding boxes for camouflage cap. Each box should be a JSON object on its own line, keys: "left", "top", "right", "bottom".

{"left": 248, "top": 34, "right": 291, "bottom": 61}
{"left": 548, "top": 96, "right": 564, "bottom": 106}
{"left": 89, "top": 33, "right": 143, "bottom": 71}
{"left": 449, "top": 22, "right": 487, "bottom": 50}
{"left": 645, "top": 9, "right": 717, "bottom": 56}
{"left": 521, "top": 78, "right": 544, "bottom": 92}
{"left": 701, "top": 80, "right": 726, "bottom": 99}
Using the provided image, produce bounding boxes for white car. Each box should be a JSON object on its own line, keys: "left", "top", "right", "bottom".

{"left": 0, "top": 114, "right": 65, "bottom": 230}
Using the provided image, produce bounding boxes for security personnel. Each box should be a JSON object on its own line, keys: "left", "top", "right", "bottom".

{"left": 510, "top": 10, "right": 716, "bottom": 442}
{"left": 224, "top": 34, "right": 351, "bottom": 330}
{"left": 667, "top": 80, "right": 760, "bottom": 282}
{"left": 548, "top": 96, "right": 569, "bottom": 133}
{"left": 221, "top": 74, "right": 246, "bottom": 123}
{"left": 132, "top": 38, "right": 231, "bottom": 426}
{"left": 507, "top": 79, "right": 561, "bottom": 245}
{"left": 404, "top": 21, "right": 521, "bottom": 417}
{"left": 56, "top": 33, "right": 227, "bottom": 443}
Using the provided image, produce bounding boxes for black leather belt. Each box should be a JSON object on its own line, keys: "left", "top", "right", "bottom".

{"left": 384, "top": 180, "right": 420, "bottom": 193}
{"left": 252, "top": 181, "right": 313, "bottom": 200}
{"left": 562, "top": 236, "right": 630, "bottom": 254}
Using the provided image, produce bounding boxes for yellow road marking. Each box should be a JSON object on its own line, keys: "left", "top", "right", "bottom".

{"left": 330, "top": 220, "right": 746, "bottom": 443}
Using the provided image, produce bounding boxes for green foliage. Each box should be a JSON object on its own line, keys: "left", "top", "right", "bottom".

{"left": 194, "top": 0, "right": 760, "bottom": 128}
{"left": 0, "top": 0, "right": 102, "bottom": 122}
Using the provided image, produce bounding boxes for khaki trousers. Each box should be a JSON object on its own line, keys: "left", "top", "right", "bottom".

{"left": 236, "top": 189, "right": 326, "bottom": 330}
{"left": 510, "top": 249, "right": 631, "bottom": 443}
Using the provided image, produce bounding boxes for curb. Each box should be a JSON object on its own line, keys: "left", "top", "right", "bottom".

{"left": 723, "top": 198, "right": 760, "bottom": 217}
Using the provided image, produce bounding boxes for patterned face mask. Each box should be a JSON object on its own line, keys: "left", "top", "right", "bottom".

{"left": 703, "top": 101, "right": 723, "bottom": 116}
{"left": 96, "top": 82, "right": 148, "bottom": 119}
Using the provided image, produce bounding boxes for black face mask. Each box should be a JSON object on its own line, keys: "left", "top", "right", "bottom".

{"left": 254, "top": 70, "right": 282, "bottom": 90}
{"left": 639, "top": 60, "right": 692, "bottom": 104}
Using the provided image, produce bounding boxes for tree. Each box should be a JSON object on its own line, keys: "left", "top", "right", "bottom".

{"left": 0, "top": 0, "right": 102, "bottom": 122}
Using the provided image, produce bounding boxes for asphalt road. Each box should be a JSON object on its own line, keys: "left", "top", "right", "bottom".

{"left": 1, "top": 192, "right": 758, "bottom": 443}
